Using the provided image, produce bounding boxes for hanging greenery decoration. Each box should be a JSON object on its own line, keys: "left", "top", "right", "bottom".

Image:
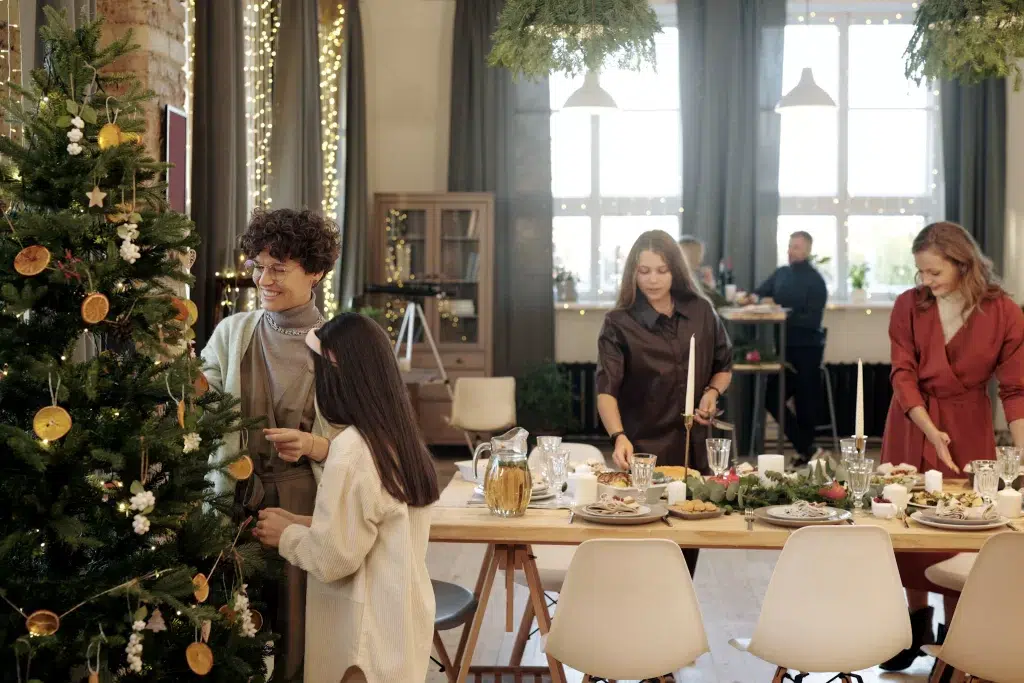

{"left": 905, "top": 0, "right": 1024, "bottom": 89}
{"left": 488, "top": 0, "right": 661, "bottom": 80}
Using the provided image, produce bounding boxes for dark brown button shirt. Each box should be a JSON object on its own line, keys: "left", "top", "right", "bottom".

{"left": 596, "top": 293, "right": 733, "bottom": 472}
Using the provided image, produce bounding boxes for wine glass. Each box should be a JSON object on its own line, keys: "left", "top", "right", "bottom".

{"left": 630, "top": 453, "right": 657, "bottom": 505}
{"left": 536, "top": 436, "right": 562, "bottom": 488}
{"left": 547, "top": 448, "right": 571, "bottom": 507}
{"left": 973, "top": 460, "right": 1000, "bottom": 502}
{"left": 847, "top": 458, "right": 872, "bottom": 512}
{"left": 706, "top": 439, "right": 732, "bottom": 478}
{"left": 996, "top": 447, "right": 1022, "bottom": 490}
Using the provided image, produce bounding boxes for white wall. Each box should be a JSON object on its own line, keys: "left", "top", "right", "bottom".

{"left": 361, "top": 0, "right": 455, "bottom": 195}
{"left": 1005, "top": 74, "right": 1024, "bottom": 300}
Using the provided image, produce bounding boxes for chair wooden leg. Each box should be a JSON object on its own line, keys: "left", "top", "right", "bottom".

{"left": 771, "top": 667, "right": 788, "bottom": 683}
{"left": 929, "top": 659, "right": 952, "bottom": 683}
{"left": 433, "top": 630, "right": 457, "bottom": 683}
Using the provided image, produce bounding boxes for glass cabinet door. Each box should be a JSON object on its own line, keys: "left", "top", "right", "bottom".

{"left": 384, "top": 207, "right": 428, "bottom": 282}
{"left": 436, "top": 208, "right": 481, "bottom": 344}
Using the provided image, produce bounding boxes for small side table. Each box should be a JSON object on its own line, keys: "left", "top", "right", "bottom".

{"left": 718, "top": 308, "right": 790, "bottom": 457}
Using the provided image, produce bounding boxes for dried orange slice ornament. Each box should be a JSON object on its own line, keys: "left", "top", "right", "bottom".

{"left": 192, "top": 573, "right": 210, "bottom": 603}
{"left": 193, "top": 372, "right": 209, "bottom": 397}
{"left": 184, "top": 299, "right": 199, "bottom": 326}
{"left": 226, "top": 455, "right": 254, "bottom": 480}
{"left": 81, "top": 293, "right": 109, "bottom": 324}
{"left": 171, "top": 297, "right": 189, "bottom": 322}
{"left": 25, "top": 609, "right": 60, "bottom": 636}
{"left": 177, "top": 401, "right": 187, "bottom": 428}
{"left": 14, "top": 245, "right": 51, "bottom": 276}
{"left": 33, "top": 405, "right": 72, "bottom": 441}
{"left": 185, "top": 642, "right": 214, "bottom": 676}
{"left": 218, "top": 605, "right": 236, "bottom": 623}
{"left": 249, "top": 610, "right": 263, "bottom": 631}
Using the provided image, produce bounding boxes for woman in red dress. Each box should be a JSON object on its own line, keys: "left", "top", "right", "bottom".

{"left": 880, "top": 222, "right": 1024, "bottom": 671}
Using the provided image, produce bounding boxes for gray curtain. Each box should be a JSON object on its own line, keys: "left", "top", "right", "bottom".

{"left": 269, "top": 0, "right": 322, "bottom": 212}
{"left": 338, "top": 0, "right": 367, "bottom": 310}
{"left": 192, "top": 0, "right": 246, "bottom": 348}
{"left": 448, "top": 0, "right": 554, "bottom": 379}
{"left": 677, "top": 0, "right": 786, "bottom": 291}
{"left": 941, "top": 79, "right": 1006, "bottom": 259}
{"left": 22, "top": 0, "right": 95, "bottom": 71}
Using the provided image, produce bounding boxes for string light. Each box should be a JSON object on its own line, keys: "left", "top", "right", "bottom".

{"left": 0, "top": 0, "right": 24, "bottom": 147}
{"left": 183, "top": 0, "right": 196, "bottom": 216}
{"left": 318, "top": 3, "right": 345, "bottom": 317}
{"left": 243, "top": 1, "right": 279, "bottom": 214}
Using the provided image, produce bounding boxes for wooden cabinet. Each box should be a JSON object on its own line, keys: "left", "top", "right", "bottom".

{"left": 367, "top": 192, "right": 495, "bottom": 445}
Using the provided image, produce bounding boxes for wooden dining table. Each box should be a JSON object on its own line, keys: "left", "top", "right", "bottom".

{"left": 429, "top": 475, "right": 1015, "bottom": 683}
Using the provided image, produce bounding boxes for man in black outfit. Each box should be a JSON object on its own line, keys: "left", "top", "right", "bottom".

{"left": 752, "top": 231, "right": 828, "bottom": 466}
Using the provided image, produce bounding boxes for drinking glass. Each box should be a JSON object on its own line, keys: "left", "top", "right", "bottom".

{"left": 839, "top": 437, "right": 865, "bottom": 469}
{"left": 996, "top": 447, "right": 1022, "bottom": 489}
{"left": 973, "top": 460, "right": 1000, "bottom": 502}
{"left": 548, "top": 448, "right": 571, "bottom": 507}
{"left": 630, "top": 453, "right": 657, "bottom": 505}
{"left": 537, "top": 436, "right": 562, "bottom": 487}
{"left": 706, "top": 439, "right": 732, "bottom": 478}
{"left": 847, "top": 459, "right": 872, "bottom": 512}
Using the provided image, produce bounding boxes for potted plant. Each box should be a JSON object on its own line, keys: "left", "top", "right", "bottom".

{"left": 516, "top": 362, "right": 578, "bottom": 441}
{"left": 849, "top": 263, "right": 870, "bottom": 304}
{"left": 553, "top": 265, "right": 579, "bottom": 303}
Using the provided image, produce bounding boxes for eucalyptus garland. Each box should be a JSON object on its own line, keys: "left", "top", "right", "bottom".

{"left": 488, "top": 0, "right": 661, "bottom": 80}
{"left": 905, "top": 0, "right": 1024, "bottom": 89}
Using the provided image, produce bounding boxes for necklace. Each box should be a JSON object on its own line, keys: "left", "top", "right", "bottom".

{"left": 264, "top": 311, "right": 325, "bottom": 336}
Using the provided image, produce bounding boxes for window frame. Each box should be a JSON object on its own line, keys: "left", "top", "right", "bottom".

{"left": 779, "top": 7, "right": 943, "bottom": 300}
{"left": 551, "top": 6, "right": 682, "bottom": 302}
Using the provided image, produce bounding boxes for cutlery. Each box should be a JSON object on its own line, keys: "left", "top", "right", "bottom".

{"left": 845, "top": 518, "right": 856, "bottom": 525}
{"left": 659, "top": 515, "right": 672, "bottom": 527}
{"left": 568, "top": 510, "right": 575, "bottom": 524}
{"left": 744, "top": 508, "right": 755, "bottom": 531}
{"left": 711, "top": 419, "right": 734, "bottom": 431}
{"left": 1007, "top": 521, "right": 1022, "bottom": 532}
{"left": 900, "top": 509, "right": 911, "bottom": 529}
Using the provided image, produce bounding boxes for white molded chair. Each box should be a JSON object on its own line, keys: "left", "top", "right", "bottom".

{"left": 923, "top": 533, "right": 1024, "bottom": 683}
{"left": 527, "top": 441, "right": 608, "bottom": 471}
{"left": 730, "top": 526, "right": 910, "bottom": 681}
{"left": 447, "top": 377, "right": 516, "bottom": 454}
{"left": 924, "top": 552, "right": 976, "bottom": 594}
{"left": 545, "top": 539, "right": 709, "bottom": 681}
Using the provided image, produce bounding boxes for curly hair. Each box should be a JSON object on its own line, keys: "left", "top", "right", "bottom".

{"left": 239, "top": 208, "right": 341, "bottom": 275}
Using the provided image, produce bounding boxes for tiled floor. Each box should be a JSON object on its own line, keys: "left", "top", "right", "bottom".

{"left": 426, "top": 447, "right": 941, "bottom": 683}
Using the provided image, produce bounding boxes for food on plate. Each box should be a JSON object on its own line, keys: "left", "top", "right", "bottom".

{"left": 571, "top": 459, "right": 607, "bottom": 475}
{"left": 585, "top": 494, "right": 641, "bottom": 516}
{"left": 655, "top": 466, "right": 701, "bottom": 481}
{"left": 877, "top": 462, "right": 918, "bottom": 476}
{"left": 934, "top": 497, "right": 997, "bottom": 520}
{"left": 735, "top": 462, "right": 755, "bottom": 476}
{"left": 910, "top": 490, "right": 983, "bottom": 508}
{"left": 597, "top": 471, "right": 632, "bottom": 488}
{"left": 773, "top": 500, "right": 832, "bottom": 518}
{"left": 671, "top": 500, "right": 719, "bottom": 514}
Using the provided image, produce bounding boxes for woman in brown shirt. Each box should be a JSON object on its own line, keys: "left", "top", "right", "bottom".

{"left": 597, "top": 229, "right": 734, "bottom": 474}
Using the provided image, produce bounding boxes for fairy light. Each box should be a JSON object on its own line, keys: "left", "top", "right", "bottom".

{"left": 243, "top": 1, "right": 279, "bottom": 213}
{"left": 0, "top": 0, "right": 23, "bottom": 147}
{"left": 319, "top": 3, "right": 345, "bottom": 317}
{"left": 183, "top": 0, "right": 196, "bottom": 216}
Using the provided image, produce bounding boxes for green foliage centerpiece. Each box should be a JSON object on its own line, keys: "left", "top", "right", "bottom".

{"left": 0, "top": 9, "right": 271, "bottom": 681}
{"left": 905, "top": 0, "right": 1024, "bottom": 89}
{"left": 686, "top": 464, "right": 853, "bottom": 514}
{"left": 488, "top": 0, "right": 662, "bottom": 79}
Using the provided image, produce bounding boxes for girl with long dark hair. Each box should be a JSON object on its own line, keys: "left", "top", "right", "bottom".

{"left": 254, "top": 313, "right": 440, "bottom": 683}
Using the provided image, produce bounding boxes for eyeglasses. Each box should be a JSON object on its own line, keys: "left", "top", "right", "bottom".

{"left": 244, "top": 259, "right": 295, "bottom": 283}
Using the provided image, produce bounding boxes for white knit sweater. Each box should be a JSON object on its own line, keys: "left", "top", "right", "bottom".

{"left": 200, "top": 310, "right": 329, "bottom": 494}
{"left": 279, "top": 427, "right": 435, "bottom": 683}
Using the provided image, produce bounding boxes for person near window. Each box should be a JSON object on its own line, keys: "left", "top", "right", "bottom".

{"left": 678, "top": 235, "right": 728, "bottom": 308}
{"left": 254, "top": 313, "right": 440, "bottom": 683}
{"left": 597, "top": 229, "right": 733, "bottom": 578}
{"left": 201, "top": 208, "right": 341, "bottom": 681}
{"left": 878, "top": 222, "right": 1024, "bottom": 672}
{"left": 750, "top": 230, "right": 829, "bottom": 466}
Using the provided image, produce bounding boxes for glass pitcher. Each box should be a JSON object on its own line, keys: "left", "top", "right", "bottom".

{"left": 473, "top": 427, "right": 531, "bottom": 517}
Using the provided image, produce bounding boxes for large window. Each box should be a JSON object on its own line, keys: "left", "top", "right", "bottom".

{"left": 778, "top": 5, "right": 942, "bottom": 299}
{"left": 550, "top": 11, "right": 681, "bottom": 302}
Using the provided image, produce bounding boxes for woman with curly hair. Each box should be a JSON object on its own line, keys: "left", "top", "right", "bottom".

{"left": 201, "top": 207, "right": 340, "bottom": 682}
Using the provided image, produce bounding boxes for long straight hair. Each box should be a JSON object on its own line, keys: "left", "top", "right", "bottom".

{"left": 912, "top": 221, "right": 1003, "bottom": 313}
{"left": 312, "top": 313, "right": 439, "bottom": 507}
{"left": 615, "top": 229, "right": 708, "bottom": 309}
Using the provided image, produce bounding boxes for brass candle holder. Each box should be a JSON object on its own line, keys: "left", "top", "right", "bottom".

{"left": 683, "top": 413, "right": 694, "bottom": 471}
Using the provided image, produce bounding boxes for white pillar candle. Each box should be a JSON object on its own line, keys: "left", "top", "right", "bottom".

{"left": 758, "top": 454, "right": 785, "bottom": 481}
{"left": 997, "top": 488, "right": 1022, "bottom": 519}
{"left": 924, "top": 469, "right": 943, "bottom": 493}
{"left": 855, "top": 358, "right": 864, "bottom": 442}
{"left": 667, "top": 480, "right": 687, "bottom": 505}
{"left": 882, "top": 483, "right": 910, "bottom": 510}
{"left": 685, "top": 334, "right": 696, "bottom": 416}
{"left": 574, "top": 473, "right": 598, "bottom": 506}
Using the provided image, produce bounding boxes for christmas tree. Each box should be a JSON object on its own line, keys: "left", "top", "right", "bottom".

{"left": 0, "top": 10, "right": 272, "bottom": 682}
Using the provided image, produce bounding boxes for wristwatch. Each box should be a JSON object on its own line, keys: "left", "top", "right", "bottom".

{"left": 608, "top": 431, "right": 625, "bottom": 444}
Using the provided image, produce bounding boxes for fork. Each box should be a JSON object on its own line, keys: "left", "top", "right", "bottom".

{"left": 744, "top": 508, "right": 755, "bottom": 531}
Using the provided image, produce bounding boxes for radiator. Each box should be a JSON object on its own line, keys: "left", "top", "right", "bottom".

{"left": 557, "top": 361, "right": 895, "bottom": 441}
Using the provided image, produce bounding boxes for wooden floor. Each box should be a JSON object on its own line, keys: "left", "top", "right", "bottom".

{"left": 426, "top": 448, "right": 942, "bottom": 683}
